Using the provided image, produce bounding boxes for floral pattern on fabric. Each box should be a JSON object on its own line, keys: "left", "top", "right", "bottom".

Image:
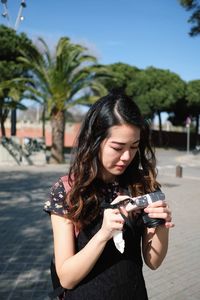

{"left": 44, "top": 177, "right": 69, "bottom": 216}
{"left": 100, "top": 181, "right": 121, "bottom": 203}
{"left": 44, "top": 178, "right": 131, "bottom": 216}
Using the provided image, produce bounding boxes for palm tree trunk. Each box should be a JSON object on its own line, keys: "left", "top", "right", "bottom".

{"left": 0, "top": 108, "right": 5, "bottom": 136}
{"left": 0, "top": 107, "right": 9, "bottom": 137}
{"left": 11, "top": 108, "right": 17, "bottom": 136}
{"left": 50, "top": 108, "right": 65, "bottom": 163}
{"left": 42, "top": 105, "right": 46, "bottom": 139}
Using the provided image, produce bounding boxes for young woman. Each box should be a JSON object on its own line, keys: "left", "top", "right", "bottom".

{"left": 44, "top": 91, "right": 174, "bottom": 300}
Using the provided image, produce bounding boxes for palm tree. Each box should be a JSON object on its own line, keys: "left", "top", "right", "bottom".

{"left": 19, "top": 37, "right": 107, "bottom": 163}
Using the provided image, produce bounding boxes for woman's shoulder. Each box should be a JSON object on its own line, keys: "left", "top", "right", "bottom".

{"left": 44, "top": 176, "right": 71, "bottom": 216}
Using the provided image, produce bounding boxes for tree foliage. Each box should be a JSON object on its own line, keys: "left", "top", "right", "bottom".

{"left": 186, "top": 79, "right": 200, "bottom": 106}
{"left": 185, "top": 80, "right": 200, "bottom": 143}
{"left": 179, "top": 0, "right": 200, "bottom": 36}
{"left": 166, "top": 79, "right": 200, "bottom": 145}
{"left": 99, "top": 63, "right": 140, "bottom": 94}
{"left": 128, "top": 67, "right": 185, "bottom": 116}
{"left": 128, "top": 67, "right": 185, "bottom": 145}
{"left": 19, "top": 37, "right": 108, "bottom": 163}
{"left": 0, "top": 25, "right": 33, "bottom": 136}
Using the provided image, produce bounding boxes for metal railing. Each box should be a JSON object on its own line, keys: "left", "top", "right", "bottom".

{"left": 1, "top": 136, "right": 46, "bottom": 165}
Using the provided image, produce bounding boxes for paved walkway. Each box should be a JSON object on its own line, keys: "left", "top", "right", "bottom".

{"left": 0, "top": 149, "right": 200, "bottom": 299}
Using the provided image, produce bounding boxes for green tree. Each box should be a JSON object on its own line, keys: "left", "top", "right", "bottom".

{"left": 0, "top": 25, "right": 33, "bottom": 136}
{"left": 19, "top": 37, "right": 107, "bottom": 163}
{"left": 128, "top": 67, "right": 185, "bottom": 145}
{"left": 99, "top": 63, "right": 140, "bottom": 93}
{"left": 186, "top": 80, "right": 200, "bottom": 144}
{"left": 179, "top": 0, "right": 200, "bottom": 36}
{"left": 167, "top": 97, "right": 188, "bottom": 126}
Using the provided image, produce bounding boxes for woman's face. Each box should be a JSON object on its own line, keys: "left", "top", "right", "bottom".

{"left": 98, "top": 124, "right": 140, "bottom": 182}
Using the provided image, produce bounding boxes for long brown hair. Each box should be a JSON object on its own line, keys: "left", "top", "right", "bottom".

{"left": 66, "top": 91, "right": 160, "bottom": 228}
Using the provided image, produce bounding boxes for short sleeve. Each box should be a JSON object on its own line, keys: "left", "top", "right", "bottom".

{"left": 44, "top": 178, "right": 70, "bottom": 216}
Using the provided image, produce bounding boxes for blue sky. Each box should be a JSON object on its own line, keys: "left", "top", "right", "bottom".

{"left": 1, "top": 0, "right": 200, "bottom": 82}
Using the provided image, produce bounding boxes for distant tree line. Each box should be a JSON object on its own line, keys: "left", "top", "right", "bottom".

{"left": 0, "top": 23, "right": 200, "bottom": 163}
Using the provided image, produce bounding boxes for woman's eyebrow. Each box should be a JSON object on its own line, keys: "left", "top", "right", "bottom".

{"left": 111, "top": 139, "right": 140, "bottom": 145}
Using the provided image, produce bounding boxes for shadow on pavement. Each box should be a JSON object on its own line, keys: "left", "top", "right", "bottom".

{"left": 0, "top": 170, "right": 66, "bottom": 300}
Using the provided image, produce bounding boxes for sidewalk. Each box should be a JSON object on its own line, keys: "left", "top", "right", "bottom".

{"left": 0, "top": 149, "right": 199, "bottom": 299}
{"left": 144, "top": 174, "right": 200, "bottom": 300}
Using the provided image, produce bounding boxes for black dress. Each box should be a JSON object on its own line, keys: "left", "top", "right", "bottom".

{"left": 44, "top": 178, "right": 149, "bottom": 300}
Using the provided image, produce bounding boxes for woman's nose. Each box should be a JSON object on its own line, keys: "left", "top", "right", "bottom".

{"left": 120, "top": 150, "right": 131, "bottom": 161}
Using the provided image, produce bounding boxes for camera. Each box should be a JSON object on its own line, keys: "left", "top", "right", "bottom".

{"left": 112, "top": 190, "right": 166, "bottom": 253}
{"left": 111, "top": 190, "right": 165, "bottom": 211}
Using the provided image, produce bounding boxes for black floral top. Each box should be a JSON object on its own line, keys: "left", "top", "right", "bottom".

{"left": 44, "top": 177, "right": 154, "bottom": 300}
{"left": 44, "top": 177, "right": 69, "bottom": 215}
{"left": 44, "top": 176, "right": 161, "bottom": 226}
{"left": 44, "top": 177, "right": 126, "bottom": 216}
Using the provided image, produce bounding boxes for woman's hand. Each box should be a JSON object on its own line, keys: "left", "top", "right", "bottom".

{"left": 144, "top": 200, "right": 175, "bottom": 228}
{"left": 98, "top": 195, "right": 134, "bottom": 243}
{"left": 99, "top": 208, "right": 125, "bottom": 242}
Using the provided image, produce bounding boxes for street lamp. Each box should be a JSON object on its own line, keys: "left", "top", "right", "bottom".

{"left": 15, "top": 0, "right": 27, "bottom": 30}
{"left": 186, "top": 117, "right": 191, "bottom": 155}
{"left": 1, "top": 0, "right": 27, "bottom": 29}
{"left": 1, "top": 0, "right": 11, "bottom": 26}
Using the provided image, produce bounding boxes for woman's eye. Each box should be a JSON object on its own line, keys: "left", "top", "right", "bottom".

{"left": 112, "top": 147, "right": 122, "bottom": 151}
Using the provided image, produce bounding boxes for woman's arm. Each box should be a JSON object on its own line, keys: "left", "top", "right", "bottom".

{"left": 142, "top": 200, "right": 174, "bottom": 270}
{"left": 51, "top": 208, "right": 124, "bottom": 289}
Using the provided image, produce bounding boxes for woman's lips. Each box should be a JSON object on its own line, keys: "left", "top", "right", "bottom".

{"left": 115, "top": 164, "right": 127, "bottom": 170}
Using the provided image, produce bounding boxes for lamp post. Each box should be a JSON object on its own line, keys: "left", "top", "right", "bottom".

{"left": 1, "top": 0, "right": 26, "bottom": 29}
{"left": 15, "top": 0, "right": 26, "bottom": 30}
{"left": 186, "top": 117, "right": 191, "bottom": 155}
{"left": 1, "top": 0, "right": 11, "bottom": 26}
